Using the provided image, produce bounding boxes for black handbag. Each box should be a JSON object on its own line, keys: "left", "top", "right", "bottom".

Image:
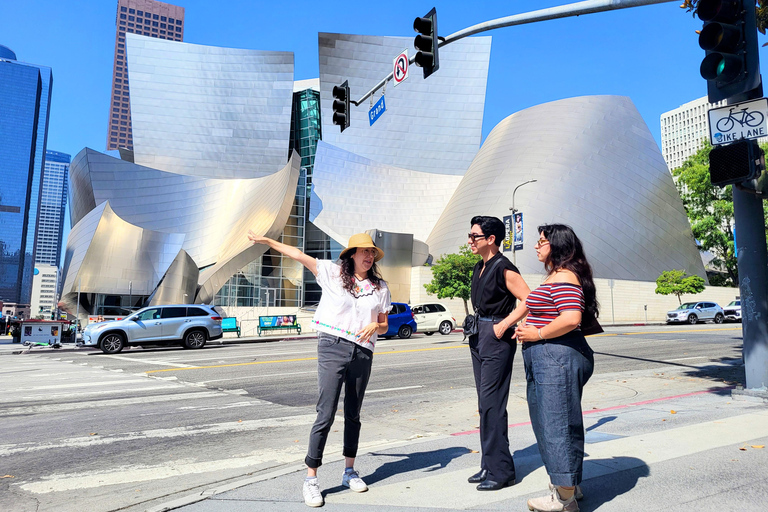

{"left": 580, "top": 309, "right": 603, "bottom": 336}
{"left": 462, "top": 313, "right": 478, "bottom": 340}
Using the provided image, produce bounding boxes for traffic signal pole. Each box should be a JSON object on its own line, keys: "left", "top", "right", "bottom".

{"left": 351, "top": 0, "right": 676, "bottom": 107}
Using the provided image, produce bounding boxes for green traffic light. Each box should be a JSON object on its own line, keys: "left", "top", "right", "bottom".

{"left": 717, "top": 59, "right": 725, "bottom": 76}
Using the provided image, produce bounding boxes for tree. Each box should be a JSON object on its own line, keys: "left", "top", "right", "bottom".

{"left": 424, "top": 245, "right": 480, "bottom": 316}
{"left": 672, "top": 141, "right": 768, "bottom": 287}
{"left": 655, "top": 270, "right": 706, "bottom": 305}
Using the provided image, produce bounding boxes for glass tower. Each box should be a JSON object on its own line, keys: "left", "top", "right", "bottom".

{"left": 35, "top": 151, "right": 70, "bottom": 267}
{"left": 0, "top": 47, "right": 52, "bottom": 305}
{"left": 214, "top": 86, "right": 338, "bottom": 308}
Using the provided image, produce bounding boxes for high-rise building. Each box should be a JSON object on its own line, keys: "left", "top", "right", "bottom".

{"left": 106, "top": 0, "right": 184, "bottom": 151}
{"left": 35, "top": 151, "right": 70, "bottom": 267}
{"left": 660, "top": 96, "right": 727, "bottom": 171}
{"left": 0, "top": 45, "right": 52, "bottom": 305}
{"left": 31, "top": 264, "right": 59, "bottom": 318}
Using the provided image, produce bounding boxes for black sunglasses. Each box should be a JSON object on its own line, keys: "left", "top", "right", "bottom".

{"left": 467, "top": 233, "right": 487, "bottom": 241}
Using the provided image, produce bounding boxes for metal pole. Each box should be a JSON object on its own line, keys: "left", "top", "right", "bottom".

{"left": 75, "top": 278, "right": 81, "bottom": 334}
{"left": 733, "top": 187, "right": 768, "bottom": 389}
{"left": 353, "top": 0, "right": 676, "bottom": 106}
{"left": 128, "top": 280, "right": 132, "bottom": 313}
{"left": 509, "top": 179, "right": 537, "bottom": 266}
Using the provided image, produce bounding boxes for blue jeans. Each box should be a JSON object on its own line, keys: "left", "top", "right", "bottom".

{"left": 522, "top": 333, "right": 594, "bottom": 486}
{"left": 305, "top": 333, "right": 373, "bottom": 469}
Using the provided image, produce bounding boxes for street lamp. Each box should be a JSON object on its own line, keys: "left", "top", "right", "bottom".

{"left": 508, "top": 179, "right": 537, "bottom": 266}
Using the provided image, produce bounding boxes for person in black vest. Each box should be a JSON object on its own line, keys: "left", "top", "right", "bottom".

{"left": 466, "top": 215, "right": 530, "bottom": 491}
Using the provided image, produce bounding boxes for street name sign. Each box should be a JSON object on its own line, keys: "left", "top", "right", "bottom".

{"left": 393, "top": 49, "right": 409, "bottom": 87}
{"left": 708, "top": 98, "right": 768, "bottom": 145}
{"left": 369, "top": 96, "right": 386, "bottom": 126}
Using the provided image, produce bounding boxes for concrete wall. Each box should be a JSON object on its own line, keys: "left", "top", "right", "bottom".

{"left": 411, "top": 266, "right": 739, "bottom": 326}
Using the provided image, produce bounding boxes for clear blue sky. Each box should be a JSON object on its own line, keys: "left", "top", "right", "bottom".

{"left": 3, "top": 0, "right": 766, "bottom": 257}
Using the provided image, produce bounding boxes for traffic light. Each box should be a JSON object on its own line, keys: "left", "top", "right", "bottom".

{"left": 698, "top": 0, "right": 762, "bottom": 102}
{"left": 413, "top": 7, "right": 439, "bottom": 79}
{"left": 332, "top": 80, "right": 350, "bottom": 132}
{"left": 709, "top": 139, "right": 765, "bottom": 186}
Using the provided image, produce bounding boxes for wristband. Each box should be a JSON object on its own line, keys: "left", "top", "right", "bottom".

{"left": 537, "top": 328, "right": 544, "bottom": 340}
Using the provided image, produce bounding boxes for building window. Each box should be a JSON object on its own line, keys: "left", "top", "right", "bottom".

{"left": 153, "top": 14, "right": 159, "bottom": 19}
{"left": 161, "top": 16, "right": 167, "bottom": 21}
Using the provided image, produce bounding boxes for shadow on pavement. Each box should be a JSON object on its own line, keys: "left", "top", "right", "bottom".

{"left": 323, "top": 446, "right": 473, "bottom": 496}
{"left": 579, "top": 457, "right": 650, "bottom": 511}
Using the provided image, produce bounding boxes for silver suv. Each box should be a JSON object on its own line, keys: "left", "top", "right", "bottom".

{"left": 666, "top": 301, "right": 724, "bottom": 325}
{"left": 80, "top": 304, "right": 223, "bottom": 354}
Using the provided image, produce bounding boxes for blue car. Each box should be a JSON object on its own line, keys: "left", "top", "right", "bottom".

{"left": 384, "top": 302, "right": 417, "bottom": 339}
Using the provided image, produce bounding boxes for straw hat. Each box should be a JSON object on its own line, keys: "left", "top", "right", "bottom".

{"left": 340, "top": 233, "right": 385, "bottom": 262}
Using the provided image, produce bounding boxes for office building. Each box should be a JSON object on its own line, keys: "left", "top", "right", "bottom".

{"left": 107, "top": 0, "right": 184, "bottom": 151}
{"left": 31, "top": 264, "right": 58, "bottom": 318}
{"left": 0, "top": 45, "right": 52, "bottom": 305}
{"left": 35, "top": 151, "right": 70, "bottom": 267}
{"left": 660, "top": 96, "right": 728, "bottom": 171}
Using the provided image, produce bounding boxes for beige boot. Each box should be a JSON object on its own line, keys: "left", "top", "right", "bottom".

{"left": 548, "top": 482, "right": 583, "bottom": 500}
{"left": 527, "top": 485, "right": 579, "bottom": 512}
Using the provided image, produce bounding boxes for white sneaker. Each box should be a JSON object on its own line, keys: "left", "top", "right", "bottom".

{"left": 341, "top": 469, "right": 368, "bottom": 492}
{"left": 302, "top": 478, "right": 324, "bottom": 507}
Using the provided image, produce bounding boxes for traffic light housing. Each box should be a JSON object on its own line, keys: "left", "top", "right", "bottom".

{"left": 698, "top": 0, "right": 762, "bottom": 102}
{"left": 332, "top": 80, "right": 350, "bottom": 132}
{"left": 709, "top": 139, "right": 765, "bottom": 187}
{"left": 413, "top": 7, "right": 439, "bottom": 79}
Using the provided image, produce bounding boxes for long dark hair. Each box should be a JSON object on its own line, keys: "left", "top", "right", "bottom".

{"left": 339, "top": 248, "right": 385, "bottom": 294}
{"left": 538, "top": 224, "right": 599, "bottom": 318}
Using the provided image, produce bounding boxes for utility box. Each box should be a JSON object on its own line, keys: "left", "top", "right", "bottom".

{"left": 20, "top": 320, "right": 64, "bottom": 346}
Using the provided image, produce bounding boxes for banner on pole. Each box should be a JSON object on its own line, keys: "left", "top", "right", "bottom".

{"left": 513, "top": 212, "right": 523, "bottom": 251}
{"left": 503, "top": 215, "right": 513, "bottom": 252}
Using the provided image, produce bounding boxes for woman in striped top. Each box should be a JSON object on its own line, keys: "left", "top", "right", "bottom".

{"left": 510, "top": 224, "right": 599, "bottom": 512}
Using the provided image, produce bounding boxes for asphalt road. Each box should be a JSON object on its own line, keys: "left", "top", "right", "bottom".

{"left": 0, "top": 324, "right": 744, "bottom": 512}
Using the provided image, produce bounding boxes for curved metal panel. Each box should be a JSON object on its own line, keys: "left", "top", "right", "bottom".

{"left": 319, "top": 33, "right": 490, "bottom": 176}
{"left": 426, "top": 95, "right": 706, "bottom": 282}
{"left": 196, "top": 151, "right": 301, "bottom": 304}
{"left": 60, "top": 201, "right": 185, "bottom": 305}
{"left": 126, "top": 34, "right": 294, "bottom": 178}
{"left": 309, "top": 141, "right": 462, "bottom": 245}
{"left": 148, "top": 249, "right": 199, "bottom": 306}
{"left": 67, "top": 148, "right": 300, "bottom": 270}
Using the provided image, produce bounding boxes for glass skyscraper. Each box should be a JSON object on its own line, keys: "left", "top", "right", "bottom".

{"left": 0, "top": 46, "right": 52, "bottom": 305}
{"left": 35, "top": 151, "right": 70, "bottom": 267}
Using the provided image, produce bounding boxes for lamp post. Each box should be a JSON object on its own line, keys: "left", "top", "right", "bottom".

{"left": 509, "top": 179, "right": 537, "bottom": 266}
{"left": 128, "top": 280, "right": 132, "bottom": 313}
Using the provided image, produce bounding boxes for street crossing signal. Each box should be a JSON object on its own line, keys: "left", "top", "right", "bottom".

{"left": 332, "top": 80, "right": 350, "bottom": 132}
{"left": 709, "top": 139, "right": 765, "bottom": 186}
{"left": 413, "top": 7, "right": 439, "bottom": 79}
{"left": 698, "top": 0, "right": 762, "bottom": 102}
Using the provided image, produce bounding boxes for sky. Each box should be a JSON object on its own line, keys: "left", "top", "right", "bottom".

{"left": 3, "top": 0, "right": 767, "bottom": 258}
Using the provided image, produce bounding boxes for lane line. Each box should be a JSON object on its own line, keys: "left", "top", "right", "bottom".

{"left": 663, "top": 356, "right": 709, "bottom": 362}
{"left": 366, "top": 385, "right": 423, "bottom": 394}
{"left": 100, "top": 355, "right": 195, "bottom": 367}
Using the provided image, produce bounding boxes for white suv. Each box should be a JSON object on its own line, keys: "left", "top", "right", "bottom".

{"left": 723, "top": 300, "right": 741, "bottom": 322}
{"left": 666, "top": 301, "right": 724, "bottom": 325}
{"left": 411, "top": 303, "right": 456, "bottom": 335}
{"left": 79, "top": 304, "right": 223, "bottom": 354}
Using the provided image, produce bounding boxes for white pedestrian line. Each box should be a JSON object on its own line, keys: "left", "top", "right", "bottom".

{"left": 0, "top": 391, "right": 226, "bottom": 416}
{"left": 663, "top": 356, "right": 709, "bottom": 362}
{"left": 366, "top": 385, "right": 423, "bottom": 394}
{"left": 176, "top": 401, "right": 256, "bottom": 411}
{"left": 0, "top": 385, "right": 185, "bottom": 403}
{"left": 332, "top": 409, "right": 768, "bottom": 508}
{"left": 0, "top": 413, "right": 318, "bottom": 456}
{"left": 98, "top": 354, "right": 196, "bottom": 367}
{"left": 4, "top": 379, "right": 151, "bottom": 392}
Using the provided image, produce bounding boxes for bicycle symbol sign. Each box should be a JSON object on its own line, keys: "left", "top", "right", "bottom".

{"left": 393, "top": 49, "right": 409, "bottom": 87}
{"left": 708, "top": 98, "right": 768, "bottom": 146}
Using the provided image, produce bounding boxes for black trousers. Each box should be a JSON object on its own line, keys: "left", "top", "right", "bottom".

{"left": 469, "top": 318, "right": 517, "bottom": 483}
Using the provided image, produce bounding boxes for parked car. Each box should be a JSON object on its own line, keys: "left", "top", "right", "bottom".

{"left": 411, "top": 303, "right": 456, "bottom": 335}
{"left": 666, "top": 301, "right": 724, "bottom": 325}
{"left": 723, "top": 300, "right": 742, "bottom": 322}
{"left": 79, "top": 304, "right": 223, "bottom": 354}
{"left": 383, "top": 302, "right": 417, "bottom": 339}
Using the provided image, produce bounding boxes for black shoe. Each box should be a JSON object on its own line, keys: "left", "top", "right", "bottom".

{"left": 467, "top": 469, "right": 488, "bottom": 483}
{"left": 476, "top": 477, "right": 516, "bottom": 491}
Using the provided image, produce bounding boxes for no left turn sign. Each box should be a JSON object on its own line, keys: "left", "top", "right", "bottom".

{"left": 393, "top": 49, "right": 409, "bottom": 87}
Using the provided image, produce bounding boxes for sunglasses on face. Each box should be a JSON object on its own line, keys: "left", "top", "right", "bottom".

{"left": 535, "top": 239, "right": 550, "bottom": 248}
{"left": 467, "top": 233, "right": 487, "bottom": 242}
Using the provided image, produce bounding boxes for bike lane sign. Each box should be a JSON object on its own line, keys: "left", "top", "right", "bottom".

{"left": 708, "top": 98, "right": 768, "bottom": 145}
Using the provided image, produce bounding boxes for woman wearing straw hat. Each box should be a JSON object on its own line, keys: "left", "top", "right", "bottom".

{"left": 247, "top": 230, "right": 390, "bottom": 508}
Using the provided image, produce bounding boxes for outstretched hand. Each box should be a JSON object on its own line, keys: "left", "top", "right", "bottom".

{"left": 247, "top": 230, "right": 271, "bottom": 245}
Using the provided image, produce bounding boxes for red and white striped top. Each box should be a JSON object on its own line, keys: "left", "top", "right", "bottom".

{"left": 525, "top": 283, "right": 585, "bottom": 328}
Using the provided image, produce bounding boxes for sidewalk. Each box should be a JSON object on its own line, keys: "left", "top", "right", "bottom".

{"left": 150, "top": 362, "right": 768, "bottom": 512}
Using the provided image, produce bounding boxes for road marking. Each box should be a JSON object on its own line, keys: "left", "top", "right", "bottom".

{"left": 366, "top": 385, "right": 423, "bottom": 394}
{"left": 663, "top": 356, "right": 709, "bottom": 362}
{"left": 4, "top": 379, "right": 150, "bottom": 392}
{"left": 100, "top": 355, "right": 195, "bottom": 367}
{"left": 0, "top": 385, "right": 185, "bottom": 403}
{"left": 0, "top": 414, "right": 318, "bottom": 457}
{"left": 145, "top": 345, "right": 467, "bottom": 374}
{"left": 0, "top": 391, "right": 226, "bottom": 416}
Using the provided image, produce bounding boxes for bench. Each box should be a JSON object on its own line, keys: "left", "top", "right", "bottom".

{"left": 221, "top": 317, "right": 241, "bottom": 337}
{"left": 257, "top": 315, "right": 302, "bottom": 336}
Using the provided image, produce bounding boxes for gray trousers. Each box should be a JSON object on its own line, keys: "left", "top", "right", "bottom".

{"left": 305, "top": 332, "right": 373, "bottom": 469}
